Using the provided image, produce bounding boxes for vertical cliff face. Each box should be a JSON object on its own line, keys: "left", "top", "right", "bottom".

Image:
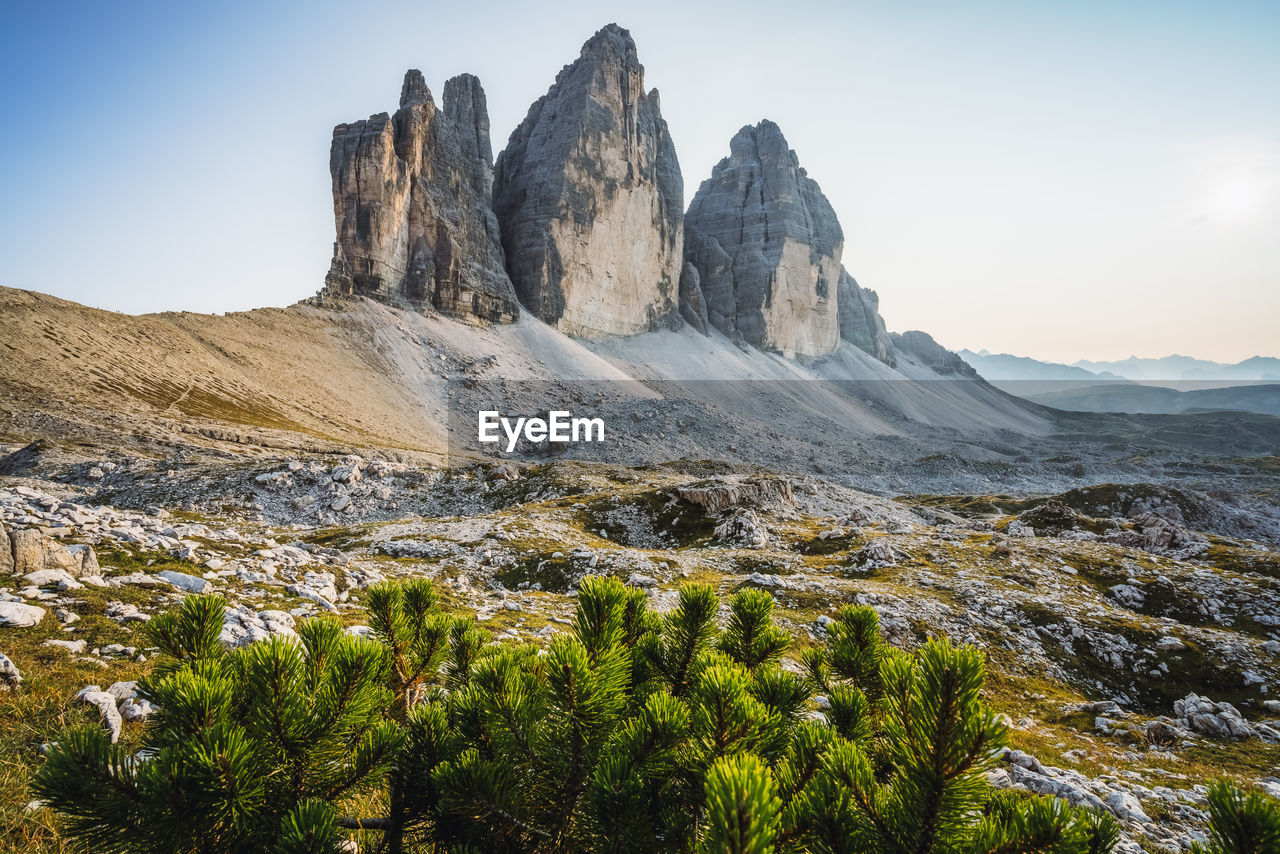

{"left": 324, "top": 70, "right": 519, "bottom": 324}
{"left": 492, "top": 23, "right": 684, "bottom": 337}
{"left": 682, "top": 121, "right": 843, "bottom": 359}
{"left": 442, "top": 73, "right": 494, "bottom": 199}
{"left": 837, "top": 268, "right": 896, "bottom": 366}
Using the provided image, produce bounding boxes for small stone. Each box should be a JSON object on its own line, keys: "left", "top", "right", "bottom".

{"left": 43, "top": 639, "right": 87, "bottom": 654}
{"left": 76, "top": 688, "right": 123, "bottom": 743}
{"left": 0, "top": 652, "right": 20, "bottom": 690}
{"left": 156, "top": 569, "right": 212, "bottom": 594}
{"left": 106, "top": 681, "right": 138, "bottom": 701}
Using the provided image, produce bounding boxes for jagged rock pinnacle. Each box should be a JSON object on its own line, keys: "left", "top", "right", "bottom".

{"left": 493, "top": 23, "right": 683, "bottom": 337}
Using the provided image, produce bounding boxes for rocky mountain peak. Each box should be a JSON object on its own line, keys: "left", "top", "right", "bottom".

{"left": 683, "top": 120, "right": 843, "bottom": 358}
{"left": 580, "top": 22, "right": 639, "bottom": 64}
{"left": 322, "top": 70, "right": 518, "bottom": 324}
{"left": 492, "top": 23, "right": 683, "bottom": 337}
{"left": 442, "top": 73, "right": 494, "bottom": 198}
{"left": 399, "top": 69, "right": 431, "bottom": 108}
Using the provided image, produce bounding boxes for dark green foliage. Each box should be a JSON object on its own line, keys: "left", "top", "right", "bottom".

{"left": 1192, "top": 781, "right": 1280, "bottom": 854}
{"left": 719, "top": 589, "right": 790, "bottom": 671}
{"left": 37, "top": 583, "right": 1125, "bottom": 854}
{"left": 32, "top": 594, "right": 397, "bottom": 853}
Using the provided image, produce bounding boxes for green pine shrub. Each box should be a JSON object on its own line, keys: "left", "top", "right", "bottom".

{"left": 1192, "top": 780, "right": 1280, "bottom": 854}
{"left": 34, "top": 578, "right": 1130, "bottom": 853}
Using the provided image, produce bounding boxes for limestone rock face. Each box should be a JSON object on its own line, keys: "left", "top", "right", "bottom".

{"left": 836, "top": 268, "right": 895, "bottom": 366}
{"left": 683, "top": 121, "right": 842, "bottom": 358}
{"left": 493, "top": 23, "right": 684, "bottom": 337}
{"left": 678, "top": 262, "right": 709, "bottom": 335}
{"left": 323, "top": 70, "right": 519, "bottom": 324}
{"left": 442, "top": 74, "right": 494, "bottom": 199}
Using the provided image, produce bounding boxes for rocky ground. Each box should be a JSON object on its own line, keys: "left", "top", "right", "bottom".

{"left": 2, "top": 453, "right": 1279, "bottom": 852}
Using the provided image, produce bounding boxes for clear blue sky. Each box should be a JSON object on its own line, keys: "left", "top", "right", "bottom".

{"left": 1, "top": 0, "right": 1277, "bottom": 362}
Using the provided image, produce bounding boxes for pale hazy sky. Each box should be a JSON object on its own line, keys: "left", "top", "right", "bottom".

{"left": 1, "top": 0, "right": 1277, "bottom": 363}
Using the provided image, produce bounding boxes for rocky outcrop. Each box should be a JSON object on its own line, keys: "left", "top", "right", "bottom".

{"left": 677, "top": 476, "right": 794, "bottom": 514}
{"left": 323, "top": 70, "right": 519, "bottom": 324}
{"left": 8, "top": 529, "right": 98, "bottom": 577}
{"left": 1105, "top": 512, "right": 1207, "bottom": 558}
{"left": 837, "top": 269, "right": 895, "bottom": 366}
{"left": 493, "top": 24, "right": 683, "bottom": 337}
{"left": 683, "top": 120, "right": 842, "bottom": 358}
{"left": 1172, "top": 693, "right": 1280, "bottom": 742}
{"left": 891, "top": 331, "right": 979, "bottom": 377}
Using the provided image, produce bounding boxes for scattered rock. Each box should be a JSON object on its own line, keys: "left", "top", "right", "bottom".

{"left": 220, "top": 607, "right": 297, "bottom": 648}
{"left": 22, "top": 568, "right": 82, "bottom": 590}
{"left": 76, "top": 687, "right": 123, "bottom": 743}
{"left": 9, "top": 529, "right": 97, "bottom": 577}
{"left": 852, "top": 539, "right": 900, "bottom": 570}
{"left": 740, "top": 572, "right": 789, "bottom": 590}
{"left": 0, "top": 652, "right": 19, "bottom": 690}
{"left": 1173, "top": 693, "right": 1270, "bottom": 741}
{"left": 156, "top": 569, "right": 212, "bottom": 594}
{"left": 0, "top": 522, "right": 12, "bottom": 574}
{"left": 0, "top": 602, "right": 46, "bottom": 628}
{"left": 714, "top": 509, "right": 770, "bottom": 549}
{"left": 43, "top": 639, "right": 87, "bottom": 654}
{"left": 1108, "top": 584, "right": 1145, "bottom": 610}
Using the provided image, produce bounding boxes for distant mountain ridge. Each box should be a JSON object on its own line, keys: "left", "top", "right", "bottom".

{"left": 1072, "top": 355, "right": 1280, "bottom": 384}
{"left": 961, "top": 349, "right": 1280, "bottom": 385}
{"left": 957, "top": 350, "right": 1125, "bottom": 391}
{"left": 959, "top": 349, "right": 1280, "bottom": 417}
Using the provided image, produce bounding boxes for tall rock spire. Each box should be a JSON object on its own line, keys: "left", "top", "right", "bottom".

{"left": 683, "top": 121, "right": 843, "bottom": 359}
{"left": 323, "top": 69, "right": 519, "bottom": 324}
{"left": 493, "top": 23, "right": 684, "bottom": 337}
{"left": 443, "top": 74, "right": 494, "bottom": 199}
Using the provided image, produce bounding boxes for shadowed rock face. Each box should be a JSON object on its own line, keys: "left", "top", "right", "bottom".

{"left": 678, "top": 262, "right": 709, "bottom": 335}
{"left": 323, "top": 70, "right": 519, "bottom": 324}
{"left": 683, "top": 121, "right": 843, "bottom": 358}
{"left": 837, "top": 268, "right": 895, "bottom": 366}
{"left": 492, "top": 23, "right": 684, "bottom": 337}
{"left": 892, "top": 330, "right": 979, "bottom": 377}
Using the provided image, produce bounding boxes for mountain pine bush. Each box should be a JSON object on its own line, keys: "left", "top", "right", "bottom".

{"left": 1192, "top": 781, "right": 1280, "bottom": 854}
{"left": 34, "top": 577, "right": 1137, "bottom": 852}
